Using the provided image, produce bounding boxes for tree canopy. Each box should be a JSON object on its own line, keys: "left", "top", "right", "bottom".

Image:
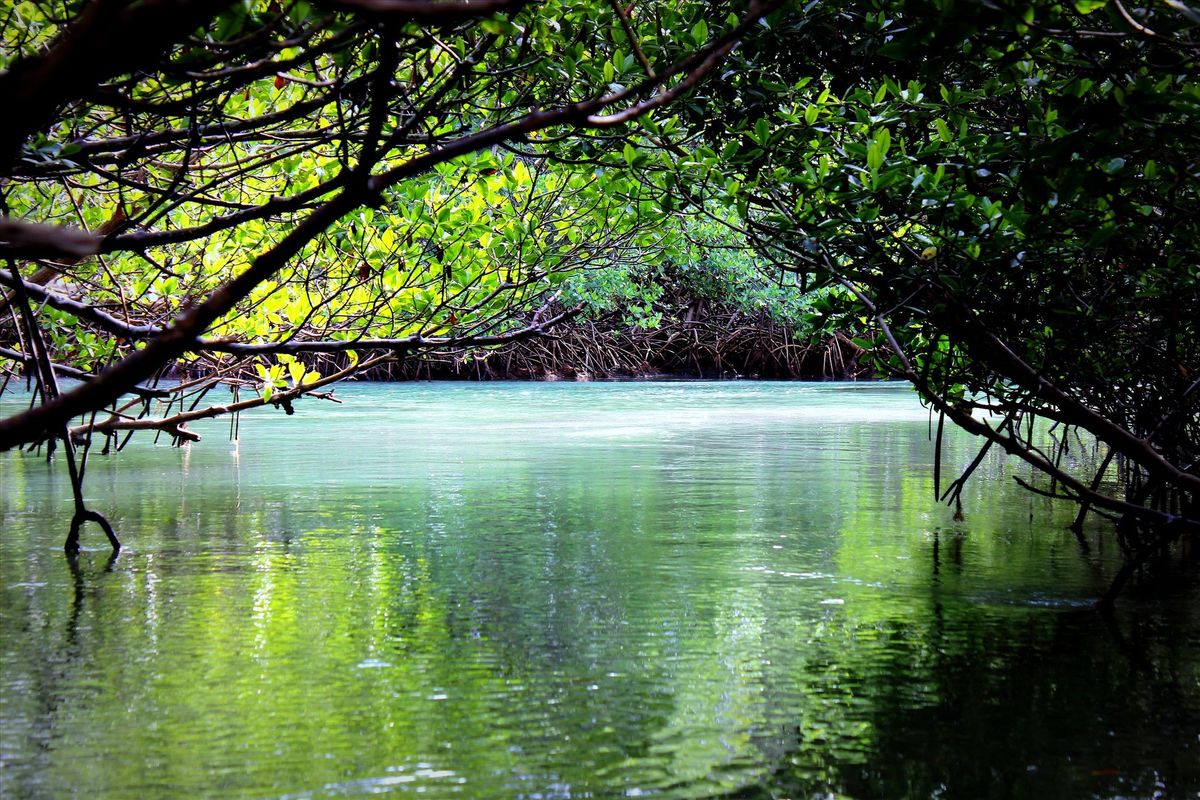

{"left": 0, "top": 0, "right": 772, "bottom": 545}
{"left": 1, "top": 0, "right": 1198, "bottom": 598}
{"left": 0, "top": 0, "right": 764, "bottom": 441}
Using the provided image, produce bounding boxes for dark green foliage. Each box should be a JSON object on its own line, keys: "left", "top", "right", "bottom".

{"left": 677, "top": 0, "right": 1200, "bottom": 573}
{"left": 560, "top": 216, "right": 829, "bottom": 333}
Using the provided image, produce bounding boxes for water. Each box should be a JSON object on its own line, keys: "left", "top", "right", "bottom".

{"left": 1, "top": 382, "right": 1197, "bottom": 799}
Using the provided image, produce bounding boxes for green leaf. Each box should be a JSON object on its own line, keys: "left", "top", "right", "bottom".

{"left": 754, "top": 118, "right": 771, "bottom": 144}
{"left": 934, "top": 119, "right": 952, "bottom": 143}
{"left": 691, "top": 19, "right": 708, "bottom": 45}
{"left": 481, "top": 16, "right": 518, "bottom": 36}
{"left": 623, "top": 143, "right": 637, "bottom": 167}
{"left": 867, "top": 142, "right": 883, "bottom": 173}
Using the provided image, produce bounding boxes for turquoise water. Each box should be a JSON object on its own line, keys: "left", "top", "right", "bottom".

{"left": 1, "top": 381, "right": 1197, "bottom": 799}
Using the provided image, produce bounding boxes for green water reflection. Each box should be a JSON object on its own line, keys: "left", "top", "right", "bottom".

{"left": 1, "top": 382, "right": 1197, "bottom": 799}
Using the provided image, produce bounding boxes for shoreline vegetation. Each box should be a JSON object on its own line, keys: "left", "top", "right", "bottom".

{"left": 358, "top": 307, "right": 869, "bottom": 383}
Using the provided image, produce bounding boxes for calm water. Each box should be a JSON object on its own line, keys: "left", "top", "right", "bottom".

{"left": 1, "top": 382, "right": 1197, "bottom": 799}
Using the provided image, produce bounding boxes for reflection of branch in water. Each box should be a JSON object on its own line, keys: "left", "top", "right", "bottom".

{"left": 1097, "top": 609, "right": 1155, "bottom": 675}
{"left": 932, "top": 530, "right": 940, "bottom": 579}
{"left": 66, "top": 549, "right": 120, "bottom": 646}
{"left": 8, "top": 549, "right": 124, "bottom": 784}
{"left": 67, "top": 552, "right": 84, "bottom": 647}
{"left": 929, "top": 529, "right": 966, "bottom": 583}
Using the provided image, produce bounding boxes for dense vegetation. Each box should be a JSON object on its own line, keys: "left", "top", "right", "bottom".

{"left": 0, "top": 0, "right": 766, "bottom": 546}
{"left": 1, "top": 0, "right": 1197, "bottom": 602}
{"left": 383, "top": 218, "right": 863, "bottom": 380}
{"left": 703, "top": 0, "right": 1200, "bottom": 601}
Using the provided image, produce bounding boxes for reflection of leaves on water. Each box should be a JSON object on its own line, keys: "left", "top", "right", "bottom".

{"left": 0, "top": 384, "right": 1197, "bottom": 798}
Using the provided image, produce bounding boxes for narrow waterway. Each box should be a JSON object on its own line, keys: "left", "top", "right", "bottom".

{"left": 1, "top": 382, "right": 1197, "bottom": 799}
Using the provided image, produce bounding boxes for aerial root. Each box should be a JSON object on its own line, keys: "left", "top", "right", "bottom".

{"left": 65, "top": 508, "right": 120, "bottom": 555}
